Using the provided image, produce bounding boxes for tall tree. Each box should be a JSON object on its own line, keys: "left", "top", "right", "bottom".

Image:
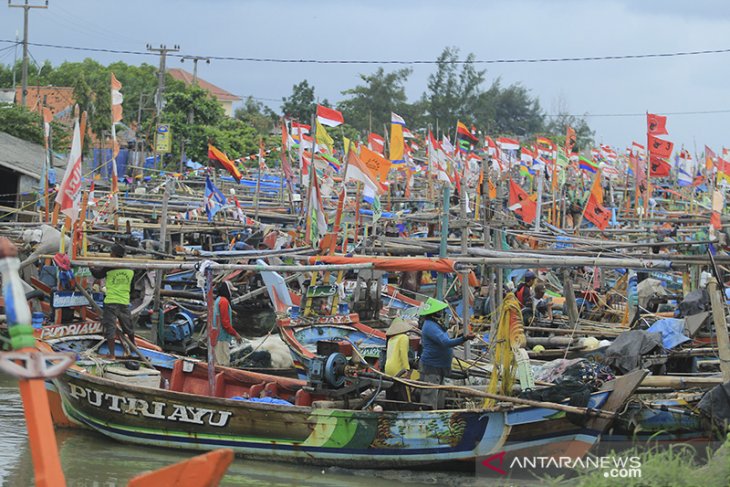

{"left": 337, "top": 67, "right": 412, "bottom": 133}
{"left": 281, "top": 80, "right": 316, "bottom": 122}
{"left": 424, "top": 47, "right": 485, "bottom": 130}
{"left": 234, "top": 96, "right": 278, "bottom": 135}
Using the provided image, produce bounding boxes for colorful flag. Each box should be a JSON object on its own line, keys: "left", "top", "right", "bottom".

{"left": 315, "top": 120, "right": 334, "bottom": 153}
{"left": 281, "top": 119, "right": 293, "bottom": 181}
{"left": 508, "top": 179, "right": 536, "bottom": 224}
{"left": 712, "top": 190, "right": 723, "bottom": 230}
{"left": 204, "top": 176, "right": 227, "bottom": 221}
{"left": 456, "top": 121, "right": 478, "bottom": 142}
{"left": 208, "top": 144, "right": 243, "bottom": 181}
{"left": 496, "top": 137, "right": 520, "bottom": 151}
{"left": 359, "top": 145, "right": 392, "bottom": 183}
{"left": 646, "top": 113, "right": 668, "bottom": 136}
{"left": 705, "top": 145, "right": 716, "bottom": 172}
{"left": 368, "top": 133, "right": 385, "bottom": 155}
{"left": 565, "top": 126, "right": 577, "bottom": 154}
{"left": 583, "top": 193, "right": 610, "bottom": 230}
{"left": 111, "top": 72, "right": 123, "bottom": 124}
{"left": 589, "top": 171, "right": 604, "bottom": 205}
{"left": 578, "top": 155, "right": 599, "bottom": 173}
{"left": 649, "top": 156, "right": 671, "bottom": 177}
{"left": 316, "top": 104, "right": 344, "bottom": 127}
{"left": 55, "top": 118, "right": 83, "bottom": 222}
{"left": 308, "top": 170, "right": 328, "bottom": 241}
{"left": 389, "top": 112, "right": 405, "bottom": 164}
{"left": 647, "top": 135, "right": 674, "bottom": 158}
{"left": 346, "top": 149, "right": 385, "bottom": 198}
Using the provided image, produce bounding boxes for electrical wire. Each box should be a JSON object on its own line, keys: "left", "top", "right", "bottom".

{"left": 1, "top": 39, "right": 730, "bottom": 65}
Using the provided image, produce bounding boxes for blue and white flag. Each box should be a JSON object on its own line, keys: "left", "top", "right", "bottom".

{"left": 205, "top": 176, "right": 227, "bottom": 221}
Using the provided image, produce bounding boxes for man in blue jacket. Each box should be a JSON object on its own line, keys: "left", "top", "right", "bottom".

{"left": 418, "top": 298, "right": 475, "bottom": 409}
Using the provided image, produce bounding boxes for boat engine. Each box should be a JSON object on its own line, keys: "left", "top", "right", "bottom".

{"left": 308, "top": 353, "right": 347, "bottom": 389}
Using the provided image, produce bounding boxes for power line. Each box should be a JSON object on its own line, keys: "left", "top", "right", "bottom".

{"left": 1, "top": 39, "right": 730, "bottom": 65}
{"left": 546, "top": 109, "right": 730, "bottom": 118}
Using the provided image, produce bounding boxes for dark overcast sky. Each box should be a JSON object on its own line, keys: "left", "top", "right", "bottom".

{"left": 2, "top": 0, "right": 730, "bottom": 152}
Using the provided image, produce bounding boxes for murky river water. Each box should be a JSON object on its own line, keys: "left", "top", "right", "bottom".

{"left": 0, "top": 374, "right": 492, "bottom": 487}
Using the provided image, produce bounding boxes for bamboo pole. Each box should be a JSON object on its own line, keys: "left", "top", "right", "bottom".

{"left": 707, "top": 278, "right": 730, "bottom": 382}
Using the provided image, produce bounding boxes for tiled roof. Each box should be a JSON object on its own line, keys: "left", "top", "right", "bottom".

{"left": 167, "top": 68, "right": 241, "bottom": 102}
{"left": 16, "top": 86, "right": 75, "bottom": 120}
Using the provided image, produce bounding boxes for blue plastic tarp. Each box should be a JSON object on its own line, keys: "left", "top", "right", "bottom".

{"left": 646, "top": 318, "right": 690, "bottom": 349}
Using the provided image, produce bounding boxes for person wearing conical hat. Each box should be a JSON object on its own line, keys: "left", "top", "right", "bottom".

{"left": 418, "top": 298, "right": 475, "bottom": 410}
{"left": 384, "top": 317, "right": 416, "bottom": 402}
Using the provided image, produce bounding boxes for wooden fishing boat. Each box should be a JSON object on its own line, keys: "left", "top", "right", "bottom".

{"left": 45, "top": 335, "right": 644, "bottom": 469}
{"left": 277, "top": 312, "right": 388, "bottom": 379}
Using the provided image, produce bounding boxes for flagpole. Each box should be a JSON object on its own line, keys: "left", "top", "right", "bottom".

{"left": 304, "top": 114, "right": 316, "bottom": 244}
{"left": 254, "top": 137, "right": 263, "bottom": 221}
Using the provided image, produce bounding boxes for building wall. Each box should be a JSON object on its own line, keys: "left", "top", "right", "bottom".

{"left": 221, "top": 100, "right": 234, "bottom": 117}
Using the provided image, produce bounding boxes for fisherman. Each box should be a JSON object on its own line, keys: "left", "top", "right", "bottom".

{"left": 212, "top": 281, "right": 243, "bottom": 366}
{"left": 384, "top": 317, "right": 416, "bottom": 401}
{"left": 398, "top": 270, "right": 423, "bottom": 299}
{"left": 418, "top": 299, "right": 475, "bottom": 409}
{"left": 532, "top": 283, "right": 554, "bottom": 321}
{"left": 515, "top": 270, "right": 537, "bottom": 308}
{"left": 90, "top": 243, "right": 134, "bottom": 359}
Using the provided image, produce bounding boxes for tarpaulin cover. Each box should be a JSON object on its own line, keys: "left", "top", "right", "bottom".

{"left": 646, "top": 318, "right": 690, "bottom": 349}
{"left": 308, "top": 255, "right": 479, "bottom": 286}
{"left": 698, "top": 381, "right": 730, "bottom": 428}
{"left": 604, "top": 330, "right": 664, "bottom": 374}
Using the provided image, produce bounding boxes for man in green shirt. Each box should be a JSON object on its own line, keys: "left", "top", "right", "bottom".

{"left": 91, "top": 243, "right": 134, "bottom": 359}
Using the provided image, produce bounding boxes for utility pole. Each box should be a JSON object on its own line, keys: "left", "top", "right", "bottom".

{"left": 8, "top": 0, "right": 48, "bottom": 107}
{"left": 146, "top": 44, "right": 180, "bottom": 117}
{"left": 178, "top": 55, "right": 210, "bottom": 172}
{"left": 180, "top": 55, "right": 210, "bottom": 86}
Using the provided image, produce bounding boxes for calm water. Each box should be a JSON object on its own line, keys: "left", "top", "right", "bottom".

{"left": 0, "top": 374, "right": 491, "bottom": 487}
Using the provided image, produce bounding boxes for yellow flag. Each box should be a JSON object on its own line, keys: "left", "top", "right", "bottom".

{"left": 343, "top": 136, "right": 351, "bottom": 157}
{"left": 316, "top": 120, "right": 334, "bottom": 152}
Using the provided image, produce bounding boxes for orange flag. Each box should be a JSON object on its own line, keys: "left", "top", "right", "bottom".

{"left": 589, "top": 171, "right": 603, "bottom": 205}
{"left": 208, "top": 144, "right": 242, "bottom": 181}
{"left": 508, "top": 179, "right": 536, "bottom": 224}
{"left": 583, "top": 193, "right": 610, "bottom": 230}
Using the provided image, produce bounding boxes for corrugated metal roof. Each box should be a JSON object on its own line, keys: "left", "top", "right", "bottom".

{"left": 0, "top": 131, "right": 66, "bottom": 180}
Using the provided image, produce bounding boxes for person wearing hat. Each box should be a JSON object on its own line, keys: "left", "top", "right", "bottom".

{"left": 212, "top": 281, "right": 243, "bottom": 366}
{"left": 384, "top": 317, "right": 415, "bottom": 401}
{"left": 90, "top": 243, "right": 135, "bottom": 359}
{"left": 515, "top": 270, "right": 536, "bottom": 308}
{"left": 418, "top": 299, "right": 475, "bottom": 409}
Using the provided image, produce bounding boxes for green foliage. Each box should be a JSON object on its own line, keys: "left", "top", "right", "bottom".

{"left": 234, "top": 96, "right": 278, "bottom": 135}
{"left": 281, "top": 80, "right": 316, "bottom": 122}
{"left": 544, "top": 112, "right": 595, "bottom": 150}
{"left": 425, "top": 46, "right": 485, "bottom": 129}
{"left": 0, "top": 104, "right": 43, "bottom": 143}
{"left": 558, "top": 442, "right": 730, "bottom": 487}
{"left": 160, "top": 85, "right": 258, "bottom": 164}
{"left": 337, "top": 67, "right": 412, "bottom": 134}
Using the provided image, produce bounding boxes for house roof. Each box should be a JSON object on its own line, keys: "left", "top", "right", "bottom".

{"left": 0, "top": 130, "right": 66, "bottom": 180}
{"left": 167, "top": 68, "right": 241, "bottom": 102}
{"left": 16, "top": 86, "right": 75, "bottom": 120}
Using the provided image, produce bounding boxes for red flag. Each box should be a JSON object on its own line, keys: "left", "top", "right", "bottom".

{"left": 208, "top": 144, "right": 243, "bottom": 181}
{"left": 368, "top": 133, "right": 385, "bottom": 155}
{"left": 649, "top": 156, "right": 671, "bottom": 177}
{"left": 316, "top": 104, "right": 344, "bottom": 127}
{"left": 508, "top": 179, "right": 536, "bottom": 224}
{"left": 583, "top": 193, "right": 610, "bottom": 230}
{"left": 648, "top": 135, "right": 674, "bottom": 158}
{"left": 646, "top": 113, "right": 668, "bottom": 136}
